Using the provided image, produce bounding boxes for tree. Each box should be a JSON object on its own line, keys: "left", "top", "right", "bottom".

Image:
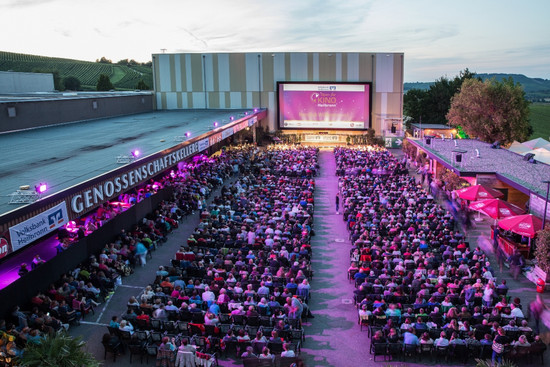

{"left": 63, "top": 76, "right": 81, "bottom": 91}
{"left": 136, "top": 79, "right": 150, "bottom": 90}
{"left": 96, "top": 56, "right": 112, "bottom": 64}
{"left": 96, "top": 74, "right": 114, "bottom": 91}
{"left": 18, "top": 333, "right": 100, "bottom": 367}
{"left": 446, "top": 77, "right": 532, "bottom": 145}
{"left": 404, "top": 69, "right": 477, "bottom": 124}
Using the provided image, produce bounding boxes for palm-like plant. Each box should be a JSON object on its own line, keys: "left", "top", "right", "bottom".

{"left": 475, "top": 358, "right": 518, "bottom": 367}
{"left": 18, "top": 333, "right": 100, "bottom": 367}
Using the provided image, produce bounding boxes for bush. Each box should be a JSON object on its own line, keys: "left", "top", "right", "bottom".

{"left": 63, "top": 76, "right": 81, "bottom": 91}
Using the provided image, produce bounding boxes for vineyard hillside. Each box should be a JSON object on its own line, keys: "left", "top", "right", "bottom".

{"left": 0, "top": 51, "right": 153, "bottom": 90}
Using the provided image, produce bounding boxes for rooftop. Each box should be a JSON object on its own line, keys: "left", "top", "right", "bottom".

{"left": 0, "top": 109, "right": 253, "bottom": 216}
{"left": 410, "top": 123, "right": 452, "bottom": 129}
{"left": 410, "top": 137, "right": 550, "bottom": 197}
{"left": 0, "top": 91, "right": 152, "bottom": 103}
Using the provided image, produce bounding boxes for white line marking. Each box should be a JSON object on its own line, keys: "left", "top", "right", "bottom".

{"left": 80, "top": 321, "right": 109, "bottom": 326}
{"left": 118, "top": 284, "right": 146, "bottom": 289}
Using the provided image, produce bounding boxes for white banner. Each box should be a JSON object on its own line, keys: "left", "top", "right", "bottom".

{"left": 9, "top": 202, "right": 69, "bottom": 251}
{"left": 197, "top": 138, "right": 209, "bottom": 152}
{"left": 221, "top": 128, "right": 234, "bottom": 139}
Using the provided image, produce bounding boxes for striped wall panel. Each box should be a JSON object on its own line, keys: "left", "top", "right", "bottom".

{"left": 152, "top": 52, "right": 403, "bottom": 133}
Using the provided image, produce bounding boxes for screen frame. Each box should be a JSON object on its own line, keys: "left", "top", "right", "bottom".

{"left": 276, "top": 81, "right": 373, "bottom": 131}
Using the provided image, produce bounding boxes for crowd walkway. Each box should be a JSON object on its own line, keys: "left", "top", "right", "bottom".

{"left": 301, "top": 149, "right": 368, "bottom": 366}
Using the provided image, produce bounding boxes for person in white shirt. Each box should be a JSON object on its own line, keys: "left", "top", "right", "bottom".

{"left": 280, "top": 343, "right": 295, "bottom": 357}
{"left": 202, "top": 286, "right": 215, "bottom": 306}
{"left": 510, "top": 304, "right": 525, "bottom": 319}
{"left": 119, "top": 320, "right": 134, "bottom": 335}
{"left": 434, "top": 331, "right": 449, "bottom": 347}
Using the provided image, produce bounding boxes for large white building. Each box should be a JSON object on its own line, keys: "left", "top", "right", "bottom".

{"left": 152, "top": 52, "right": 403, "bottom": 135}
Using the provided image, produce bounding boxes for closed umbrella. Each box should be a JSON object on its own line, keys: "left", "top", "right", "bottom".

{"left": 454, "top": 185, "right": 504, "bottom": 201}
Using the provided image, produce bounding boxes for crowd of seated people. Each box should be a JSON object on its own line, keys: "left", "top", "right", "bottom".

{"left": 335, "top": 146, "right": 547, "bottom": 363}
{"left": 0, "top": 145, "right": 259, "bottom": 363}
{"left": 120, "top": 145, "right": 316, "bottom": 364}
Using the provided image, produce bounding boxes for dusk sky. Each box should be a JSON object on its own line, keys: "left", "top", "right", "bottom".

{"left": 1, "top": 0, "right": 548, "bottom": 82}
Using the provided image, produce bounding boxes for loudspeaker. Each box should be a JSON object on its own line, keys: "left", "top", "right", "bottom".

{"left": 426, "top": 138, "right": 431, "bottom": 145}
{"left": 524, "top": 153, "right": 535, "bottom": 161}
{"left": 391, "top": 125, "right": 396, "bottom": 133}
{"left": 456, "top": 154, "right": 462, "bottom": 163}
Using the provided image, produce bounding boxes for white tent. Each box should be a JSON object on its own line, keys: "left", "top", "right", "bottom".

{"left": 522, "top": 137, "right": 550, "bottom": 149}
{"left": 508, "top": 141, "right": 533, "bottom": 154}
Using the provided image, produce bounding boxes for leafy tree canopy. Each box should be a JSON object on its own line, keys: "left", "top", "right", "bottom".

{"left": 136, "top": 79, "right": 150, "bottom": 90}
{"left": 96, "top": 56, "right": 112, "bottom": 64}
{"left": 404, "top": 69, "right": 477, "bottom": 125}
{"left": 446, "top": 77, "right": 532, "bottom": 146}
{"left": 63, "top": 76, "right": 81, "bottom": 91}
{"left": 96, "top": 73, "right": 114, "bottom": 91}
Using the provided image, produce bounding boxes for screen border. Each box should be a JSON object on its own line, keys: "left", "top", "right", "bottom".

{"left": 276, "top": 81, "right": 373, "bottom": 131}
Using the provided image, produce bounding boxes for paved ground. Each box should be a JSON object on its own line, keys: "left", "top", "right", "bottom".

{"left": 69, "top": 148, "right": 550, "bottom": 367}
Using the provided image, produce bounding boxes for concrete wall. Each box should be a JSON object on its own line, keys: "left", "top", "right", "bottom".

{"left": 0, "top": 71, "right": 54, "bottom": 93}
{"left": 0, "top": 94, "right": 154, "bottom": 133}
{"left": 152, "top": 52, "right": 404, "bottom": 134}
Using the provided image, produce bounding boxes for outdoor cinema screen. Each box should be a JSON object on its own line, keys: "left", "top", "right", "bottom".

{"left": 278, "top": 82, "right": 371, "bottom": 129}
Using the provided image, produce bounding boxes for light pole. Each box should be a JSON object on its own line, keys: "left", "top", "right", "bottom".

{"left": 543, "top": 180, "right": 550, "bottom": 229}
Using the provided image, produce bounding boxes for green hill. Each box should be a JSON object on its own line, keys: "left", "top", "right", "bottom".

{"left": 0, "top": 51, "right": 153, "bottom": 91}
{"left": 405, "top": 73, "right": 550, "bottom": 102}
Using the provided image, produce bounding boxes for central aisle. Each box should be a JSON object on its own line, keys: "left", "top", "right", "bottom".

{"left": 302, "top": 149, "right": 368, "bottom": 366}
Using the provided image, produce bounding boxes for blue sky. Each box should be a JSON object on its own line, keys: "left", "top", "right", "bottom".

{"left": 1, "top": 0, "right": 548, "bottom": 81}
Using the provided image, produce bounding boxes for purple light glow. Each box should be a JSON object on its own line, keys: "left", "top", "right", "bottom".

{"left": 230, "top": 116, "right": 234, "bottom": 121}
{"left": 185, "top": 132, "right": 191, "bottom": 137}
{"left": 132, "top": 149, "right": 140, "bottom": 157}
{"left": 254, "top": 108, "right": 258, "bottom": 113}
{"left": 36, "top": 183, "right": 47, "bottom": 193}
{"left": 214, "top": 122, "right": 219, "bottom": 127}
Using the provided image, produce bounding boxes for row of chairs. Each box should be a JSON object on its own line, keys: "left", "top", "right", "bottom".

{"left": 371, "top": 341, "right": 547, "bottom": 365}
{"left": 242, "top": 356, "right": 303, "bottom": 367}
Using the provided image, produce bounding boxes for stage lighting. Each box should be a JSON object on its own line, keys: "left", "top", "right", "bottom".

{"left": 254, "top": 108, "right": 258, "bottom": 113}
{"left": 185, "top": 132, "right": 191, "bottom": 137}
{"left": 230, "top": 116, "right": 234, "bottom": 121}
{"left": 131, "top": 149, "right": 140, "bottom": 157}
{"left": 214, "top": 122, "right": 219, "bottom": 127}
{"left": 35, "top": 183, "right": 47, "bottom": 194}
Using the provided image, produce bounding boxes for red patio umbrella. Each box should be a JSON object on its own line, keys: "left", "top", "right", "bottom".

{"left": 497, "top": 214, "right": 543, "bottom": 238}
{"left": 454, "top": 184, "right": 504, "bottom": 201}
{"left": 469, "top": 199, "right": 525, "bottom": 220}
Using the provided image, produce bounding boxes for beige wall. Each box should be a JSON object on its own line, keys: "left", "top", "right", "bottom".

{"left": 152, "top": 52, "right": 404, "bottom": 134}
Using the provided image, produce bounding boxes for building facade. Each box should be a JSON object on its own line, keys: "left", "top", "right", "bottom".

{"left": 152, "top": 52, "right": 403, "bottom": 134}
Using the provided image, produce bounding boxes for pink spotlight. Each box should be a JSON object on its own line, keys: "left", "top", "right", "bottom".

{"left": 214, "top": 121, "right": 219, "bottom": 127}
{"left": 36, "top": 183, "right": 47, "bottom": 194}
{"left": 132, "top": 149, "right": 140, "bottom": 157}
{"left": 185, "top": 132, "right": 191, "bottom": 137}
{"left": 253, "top": 108, "right": 258, "bottom": 113}
{"left": 230, "top": 116, "right": 234, "bottom": 121}
{"left": 245, "top": 112, "right": 248, "bottom": 115}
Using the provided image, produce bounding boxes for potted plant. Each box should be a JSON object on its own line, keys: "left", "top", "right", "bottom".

{"left": 534, "top": 224, "right": 550, "bottom": 283}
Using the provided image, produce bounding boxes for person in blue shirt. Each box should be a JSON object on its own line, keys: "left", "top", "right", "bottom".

{"left": 403, "top": 328, "right": 420, "bottom": 346}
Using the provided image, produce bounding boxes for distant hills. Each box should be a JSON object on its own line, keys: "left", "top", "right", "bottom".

{"left": 0, "top": 51, "right": 153, "bottom": 91}
{"left": 405, "top": 73, "right": 550, "bottom": 101}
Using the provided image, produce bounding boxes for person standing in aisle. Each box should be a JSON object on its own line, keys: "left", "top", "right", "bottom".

{"left": 335, "top": 193, "right": 340, "bottom": 215}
